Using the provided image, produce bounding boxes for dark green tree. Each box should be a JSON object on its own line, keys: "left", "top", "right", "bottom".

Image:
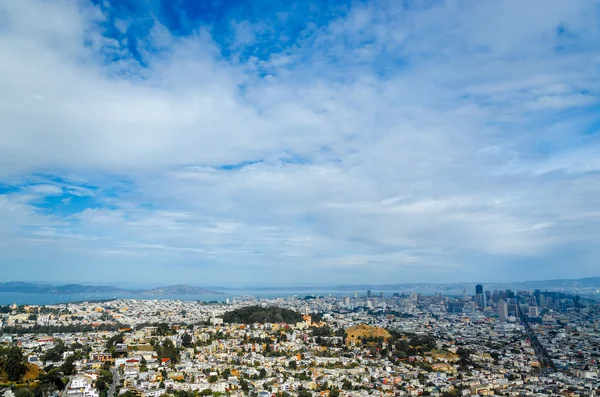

{"left": 181, "top": 333, "right": 193, "bottom": 348}
{"left": 15, "top": 389, "right": 34, "bottom": 397}
{"left": 5, "top": 346, "right": 28, "bottom": 381}
{"left": 61, "top": 355, "right": 76, "bottom": 375}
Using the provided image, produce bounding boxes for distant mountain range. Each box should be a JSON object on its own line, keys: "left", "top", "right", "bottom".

{"left": 0, "top": 282, "right": 224, "bottom": 296}
{"left": 1, "top": 277, "right": 598, "bottom": 298}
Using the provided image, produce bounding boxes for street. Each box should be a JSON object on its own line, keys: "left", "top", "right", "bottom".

{"left": 108, "top": 367, "right": 120, "bottom": 397}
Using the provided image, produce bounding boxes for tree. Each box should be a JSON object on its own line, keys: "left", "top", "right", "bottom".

{"left": 156, "top": 339, "right": 179, "bottom": 364}
{"left": 61, "top": 355, "right": 76, "bottom": 375}
{"left": 240, "top": 379, "right": 250, "bottom": 393}
{"left": 181, "top": 333, "right": 193, "bottom": 348}
{"left": 15, "top": 389, "right": 33, "bottom": 397}
{"left": 259, "top": 368, "right": 267, "bottom": 378}
{"left": 288, "top": 360, "right": 297, "bottom": 370}
{"left": 39, "top": 368, "right": 67, "bottom": 391}
{"left": 298, "top": 390, "right": 311, "bottom": 397}
{"left": 221, "top": 368, "right": 231, "bottom": 380}
{"left": 5, "top": 346, "right": 28, "bottom": 381}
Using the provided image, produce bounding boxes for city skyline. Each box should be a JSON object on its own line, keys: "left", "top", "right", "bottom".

{"left": 1, "top": 0, "right": 600, "bottom": 284}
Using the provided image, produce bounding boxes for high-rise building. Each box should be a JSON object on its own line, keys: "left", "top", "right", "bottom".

{"left": 343, "top": 296, "right": 350, "bottom": 306}
{"left": 491, "top": 290, "right": 499, "bottom": 303}
{"left": 354, "top": 291, "right": 358, "bottom": 299}
{"left": 367, "top": 290, "right": 372, "bottom": 298}
{"left": 498, "top": 300, "right": 508, "bottom": 321}
{"left": 475, "top": 284, "right": 484, "bottom": 295}
{"left": 475, "top": 284, "right": 485, "bottom": 308}
{"left": 379, "top": 291, "right": 384, "bottom": 299}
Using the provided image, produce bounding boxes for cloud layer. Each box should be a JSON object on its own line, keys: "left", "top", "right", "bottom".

{"left": 0, "top": 0, "right": 599, "bottom": 285}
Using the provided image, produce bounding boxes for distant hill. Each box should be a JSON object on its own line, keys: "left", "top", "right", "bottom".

{"left": 0, "top": 282, "right": 223, "bottom": 296}
{"left": 221, "top": 305, "right": 304, "bottom": 324}
{"left": 138, "top": 284, "right": 224, "bottom": 295}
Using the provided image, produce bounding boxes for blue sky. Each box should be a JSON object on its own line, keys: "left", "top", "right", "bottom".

{"left": 0, "top": 0, "right": 599, "bottom": 286}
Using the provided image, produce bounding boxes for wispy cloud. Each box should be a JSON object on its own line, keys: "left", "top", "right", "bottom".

{"left": 0, "top": 0, "right": 599, "bottom": 285}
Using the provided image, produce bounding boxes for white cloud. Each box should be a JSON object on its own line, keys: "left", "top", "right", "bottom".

{"left": 0, "top": 0, "right": 599, "bottom": 284}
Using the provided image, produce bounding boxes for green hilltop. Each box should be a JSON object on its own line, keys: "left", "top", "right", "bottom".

{"left": 221, "top": 305, "right": 304, "bottom": 324}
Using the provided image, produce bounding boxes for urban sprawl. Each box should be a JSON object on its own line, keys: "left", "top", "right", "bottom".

{"left": 1, "top": 287, "right": 599, "bottom": 397}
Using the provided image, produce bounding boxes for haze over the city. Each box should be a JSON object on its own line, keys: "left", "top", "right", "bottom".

{"left": 1, "top": 0, "right": 599, "bottom": 286}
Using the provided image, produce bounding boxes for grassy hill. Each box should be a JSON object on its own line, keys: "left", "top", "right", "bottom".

{"left": 345, "top": 324, "right": 391, "bottom": 346}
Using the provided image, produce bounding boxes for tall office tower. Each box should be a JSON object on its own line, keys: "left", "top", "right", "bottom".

{"left": 498, "top": 300, "right": 508, "bottom": 321}
{"left": 475, "top": 284, "right": 485, "bottom": 308}
{"left": 539, "top": 294, "right": 546, "bottom": 307}
{"left": 379, "top": 291, "right": 384, "bottom": 299}
{"left": 475, "top": 284, "right": 484, "bottom": 295}
{"left": 463, "top": 288, "right": 467, "bottom": 301}
{"left": 367, "top": 290, "right": 372, "bottom": 298}
{"left": 343, "top": 296, "right": 350, "bottom": 306}
{"left": 354, "top": 291, "right": 358, "bottom": 299}
{"left": 492, "top": 290, "right": 499, "bottom": 303}
{"left": 485, "top": 290, "right": 491, "bottom": 303}
{"left": 534, "top": 289, "right": 541, "bottom": 302}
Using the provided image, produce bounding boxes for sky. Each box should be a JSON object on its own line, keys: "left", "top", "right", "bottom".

{"left": 0, "top": 0, "right": 599, "bottom": 287}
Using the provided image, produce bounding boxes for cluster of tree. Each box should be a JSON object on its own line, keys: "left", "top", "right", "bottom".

{"left": 310, "top": 326, "right": 333, "bottom": 337}
{"left": 106, "top": 336, "right": 124, "bottom": 349}
{"left": 95, "top": 369, "right": 113, "bottom": 397}
{"left": 155, "top": 323, "right": 175, "bottom": 336}
{"left": 0, "top": 345, "right": 28, "bottom": 382}
{"left": 41, "top": 339, "right": 69, "bottom": 363}
{"left": 155, "top": 339, "right": 180, "bottom": 364}
{"left": 38, "top": 368, "right": 67, "bottom": 391}
{"left": 221, "top": 306, "right": 304, "bottom": 324}
{"left": 1, "top": 323, "right": 123, "bottom": 335}
{"left": 386, "top": 330, "right": 437, "bottom": 358}
{"left": 456, "top": 346, "right": 479, "bottom": 369}
{"left": 181, "top": 333, "right": 193, "bottom": 348}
